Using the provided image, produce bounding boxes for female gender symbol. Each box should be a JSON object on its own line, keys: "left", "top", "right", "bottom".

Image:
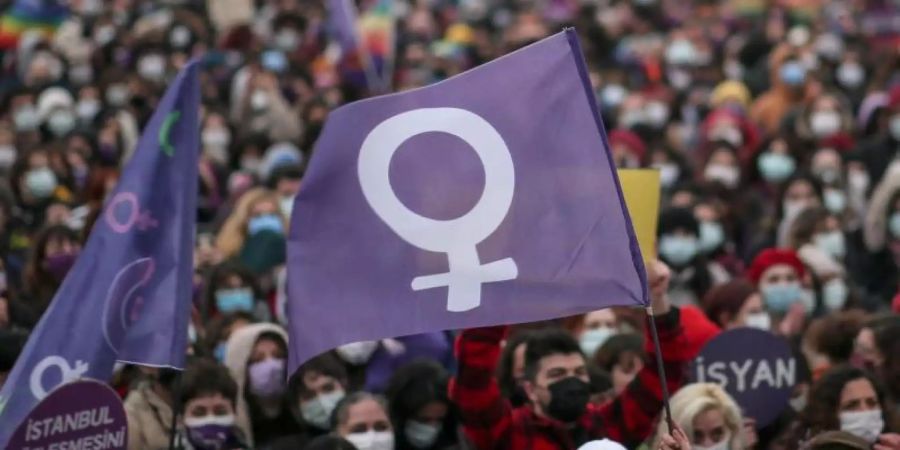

{"left": 358, "top": 107, "right": 518, "bottom": 312}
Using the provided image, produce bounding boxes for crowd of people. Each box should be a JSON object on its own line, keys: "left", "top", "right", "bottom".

{"left": 0, "top": 0, "right": 899, "bottom": 449}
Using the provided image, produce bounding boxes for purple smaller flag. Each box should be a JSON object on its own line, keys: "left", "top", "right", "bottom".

{"left": 0, "top": 61, "right": 200, "bottom": 446}
{"left": 287, "top": 29, "right": 647, "bottom": 373}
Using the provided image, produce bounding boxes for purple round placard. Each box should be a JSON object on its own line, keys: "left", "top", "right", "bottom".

{"left": 688, "top": 327, "right": 796, "bottom": 428}
{"left": 7, "top": 379, "right": 127, "bottom": 450}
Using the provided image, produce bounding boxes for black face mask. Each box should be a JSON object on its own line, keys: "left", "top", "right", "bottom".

{"left": 545, "top": 377, "right": 590, "bottom": 423}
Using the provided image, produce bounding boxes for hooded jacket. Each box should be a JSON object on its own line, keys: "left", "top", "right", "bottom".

{"left": 223, "top": 322, "right": 290, "bottom": 447}
{"left": 125, "top": 382, "right": 173, "bottom": 450}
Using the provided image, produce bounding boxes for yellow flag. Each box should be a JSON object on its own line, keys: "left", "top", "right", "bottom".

{"left": 618, "top": 169, "right": 661, "bottom": 262}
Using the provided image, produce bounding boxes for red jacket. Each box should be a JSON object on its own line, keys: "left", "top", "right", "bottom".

{"left": 449, "top": 308, "right": 690, "bottom": 450}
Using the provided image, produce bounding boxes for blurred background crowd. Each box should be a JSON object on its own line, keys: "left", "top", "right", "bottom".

{"left": 0, "top": 0, "right": 899, "bottom": 449}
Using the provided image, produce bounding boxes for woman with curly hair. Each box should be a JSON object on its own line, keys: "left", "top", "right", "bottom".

{"left": 788, "top": 366, "right": 897, "bottom": 447}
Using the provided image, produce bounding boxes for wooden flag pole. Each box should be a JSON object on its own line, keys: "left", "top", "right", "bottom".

{"left": 646, "top": 305, "right": 675, "bottom": 434}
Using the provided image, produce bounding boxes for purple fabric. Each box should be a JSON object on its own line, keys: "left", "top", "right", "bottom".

{"left": 328, "top": 0, "right": 360, "bottom": 53}
{"left": 0, "top": 61, "right": 199, "bottom": 446}
{"left": 364, "top": 332, "right": 454, "bottom": 392}
{"left": 286, "top": 30, "right": 647, "bottom": 373}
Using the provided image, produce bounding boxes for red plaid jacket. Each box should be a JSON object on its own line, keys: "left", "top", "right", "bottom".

{"left": 449, "top": 308, "right": 689, "bottom": 450}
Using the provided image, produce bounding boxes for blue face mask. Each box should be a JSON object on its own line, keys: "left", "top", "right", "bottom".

{"left": 659, "top": 235, "right": 699, "bottom": 266}
{"left": 699, "top": 221, "right": 725, "bottom": 253}
{"left": 758, "top": 152, "right": 796, "bottom": 183}
{"left": 761, "top": 282, "right": 803, "bottom": 313}
{"left": 579, "top": 327, "right": 616, "bottom": 357}
{"left": 215, "top": 288, "right": 254, "bottom": 313}
{"left": 248, "top": 214, "right": 284, "bottom": 235}
{"left": 780, "top": 61, "right": 807, "bottom": 86}
{"left": 890, "top": 213, "right": 900, "bottom": 239}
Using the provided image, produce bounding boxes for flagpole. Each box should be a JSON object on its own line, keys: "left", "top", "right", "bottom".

{"left": 167, "top": 373, "right": 182, "bottom": 450}
{"left": 646, "top": 305, "right": 674, "bottom": 434}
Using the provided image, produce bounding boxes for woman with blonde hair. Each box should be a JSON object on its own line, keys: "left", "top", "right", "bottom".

{"left": 215, "top": 187, "right": 287, "bottom": 259}
{"left": 651, "top": 383, "right": 745, "bottom": 450}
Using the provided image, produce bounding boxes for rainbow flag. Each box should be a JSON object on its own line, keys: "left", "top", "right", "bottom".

{"left": 358, "top": 0, "right": 395, "bottom": 92}
{"left": 0, "top": 0, "right": 69, "bottom": 49}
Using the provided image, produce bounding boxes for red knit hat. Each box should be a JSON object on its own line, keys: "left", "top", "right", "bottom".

{"left": 746, "top": 248, "right": 806, "bottom": 284}
{"left": 608, "top": 129, "right": 646, "bottom": 161}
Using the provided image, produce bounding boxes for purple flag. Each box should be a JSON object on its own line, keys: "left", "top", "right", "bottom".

{"left": 287, "top": 30, "right": 646, "bottom": 372}
{"left": 0, "top": 61, "right": 199, "bottom": 445}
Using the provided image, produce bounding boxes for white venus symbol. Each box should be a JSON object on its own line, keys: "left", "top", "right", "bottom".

{"left": 358, "top": 107, "right": 518, "bottom": 312}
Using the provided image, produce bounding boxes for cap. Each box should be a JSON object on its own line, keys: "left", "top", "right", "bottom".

{"left": 746, "top": 248, "right": 806, "bottom": 284}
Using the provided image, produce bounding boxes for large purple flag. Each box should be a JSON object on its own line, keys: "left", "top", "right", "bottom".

{"left": 287, "top": 30, "right": 646, "bottom": 372}
{"left": 0, "top": 61, "right": 199, "bottom": 445}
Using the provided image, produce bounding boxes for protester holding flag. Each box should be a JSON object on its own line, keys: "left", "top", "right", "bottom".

{"left": 0, "top": 1, "right": 899, "bottom": 450}
{"left": 450, "top": 260, "right": 694, "bottom": 449}
{"left": 649, "top": 383, "right": 747, "bottom": 450}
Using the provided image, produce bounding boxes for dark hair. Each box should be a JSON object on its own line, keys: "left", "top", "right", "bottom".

{"left": 496, "top": 329, "right": 534, "bottom": 402}
{"left": 592, "top": 333, "right": 644, "bottom": 373}
{"left": 788, "top": 207, "right": 831, "bottom": 248}
{"left": 809, "top": 310, "right": 868, "bottom": 364}
{"left": 657, "top": 207, "right": 700, "bottom": 237}
{"left": 776, "top": 172, "right": 824, "bottom": 221}
{"left": 201, "top": 311, "right": 257, "bottom": 357}
{"left": 588, "top": 364, "right": 612, "bottom": 394}
{"left": 292, "top": 353, "right": 348, "bottom": 397}
{"left": 385, "top": 360, "right": 457, "bottom": 448}
{"left": 178, "top": 358, "right": 239, "bottom": 411}
{"left": 523, "top": 328, "right": 583, "bottom": 381}
{"left": 0, "top": 329, "right": 28, "bottom": 372}
{"left": 23, "top": 225, "right": 81, "bottom": 297}
{"left": 203, "top": 262, "right": 262, "bottom": 318}
{"left": 302, "top": 435, "right": 357, "bottom": 450}
{"left": 701, "top": 279, "right": 757, "bottom": 328}
{"left": 330, "top": 391, "right": 389, "bottom": 430}
{"left": 795, "top": 366, "right": 892, "bottom": 440}
{"left": 870, "top": 316, "right": 900, "bottom": 400}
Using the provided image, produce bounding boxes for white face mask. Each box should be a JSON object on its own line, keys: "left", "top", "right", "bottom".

{"left": 345, "top": 430, "right": 395, "bottom": 450}
{"left": 890, "top": 115, "right": 900, "bottom": 140}
{"left": 704, "top": 164, "right": 740, "bottom": 188}
{"left": 300, "top": 390, "right": 345, "bottom": 429}
{"left": 579, "top": 327, "right": 617, "bottom": 357}
{"left": 656, "top": 163, "right": 680, "bottom": 188}
{"left": 744, "top": 312, "right": 771, "bottom": 330}
{"left": 822, "top": 278, "right": 848, "bottom": 311}
{"left": 335, "top": 341, "right": 379, "bottom": 365}
{"left": 692, "top": 434, "right": 730, "bottom": 450}
{"left": 809, "top": 111, "right": 841, "bottom": 137}
{"left": 814, "top": 231, "right": 846, "bottom": 259}
{"left": 405, "top": 420, "right": 442, "bottom": 449}
{"left": 0, "top": 145, "right": 16, "bottom": 169}
{"left": 840, "top": 409, "right": 884, "bottom": 443}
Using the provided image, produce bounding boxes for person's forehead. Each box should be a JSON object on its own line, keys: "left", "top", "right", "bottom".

{"left": 812, "top": 150, "right": 840, "bottom": 166}
{"left": 840, "top": 378, "right": 876, "bottom": 401}
{"left": 189, "top": 392, "right": 229, "bottom": 407}
{"left": 693, "top": 407, "right": 725, "bottom": 429}
{"left": 585, "top": 309, "right": 615, "bottom": 323}
{"left": 304, "top": 370, "right": 337, "bottom": 388}
{"left": 538, "top": 353, "right": 585, "bottom": 373}
{"left": 348, "top": 399, "right": 387, "bottom": 422}
{"left": 762, "top": 264, "right": 797, "bottom": 278}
